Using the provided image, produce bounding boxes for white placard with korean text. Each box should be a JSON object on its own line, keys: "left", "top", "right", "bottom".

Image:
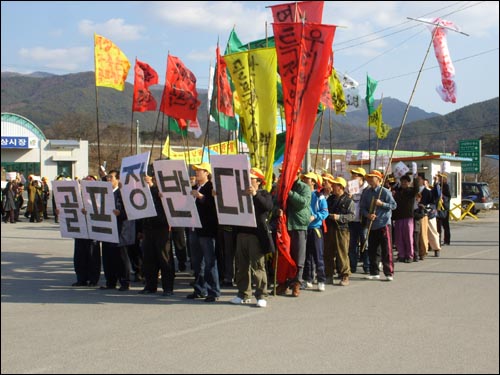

{"left": 119, "top": 152, "right": 157, "bottom": 220}
{"left": 80, "top": 180, "right": 119, "bottom": 243}
{"left": 153, "top": 159, "right": 201, "bottom": 228}
{"left": 211, "top": 155, "right": 256, "bottom": 227}
{"left": 52, "top": 180, "right": 89, "bottom": 240}
{"left": 347, "top": 179, "right": 360, "bottom": 195}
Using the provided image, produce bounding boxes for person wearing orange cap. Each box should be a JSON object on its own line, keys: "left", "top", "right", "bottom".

{"left": 360, "top": 170, "right": 397, "bottom": 281}
{"left": 348, "top": 167, "right": 370, "bottom": 275}
{"left": 324, "top": 177, "right": 355, "bottom": 286}
{"left": 230, "top": 167, "right": 274, "bottom": 308}
{"left": 301, "top": 172, "right": 329, "bottom": 292}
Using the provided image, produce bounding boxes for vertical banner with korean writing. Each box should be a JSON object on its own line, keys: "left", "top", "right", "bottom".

{"left": 211, "top": 155, "right": 256, "bottom": 227}
{"left": 120, "top": 152, "right": 157, "bottom": 220}
{"left": 224, "top": 48, "right": 277, "bottom": 189}
{"left": 80, "top": 180, "right": 118, "bottom": 243}
{"left": 52, "top": 180, "right": 89, "bottom": 239}
{"left": 153, "top": 159, "right": 201, "bottom": 228}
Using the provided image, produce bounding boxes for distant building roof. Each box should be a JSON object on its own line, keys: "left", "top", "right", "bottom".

{"left": 1, "top": 112, "right": 47, "bottom": 141}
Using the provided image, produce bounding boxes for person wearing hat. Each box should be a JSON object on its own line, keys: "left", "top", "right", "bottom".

{"left": 186, "top": 162, "right": 221, "bottom": 302}
{"left": 301, "top": 172, "right": 329, "bottom": 292}
{"left": 359, "top": 170, "right": 397, "bottom": 281}
{"left": 230, "top": 167, "right": 274, "bottom": 308}
{"left": 348, "top": 167, "right": 370, "bottom": 275}
{"left": 324, "top": 177, "right": 355, "bottom": 286}
{"left": 392, "top": 174, "right": 419, "bottom": 263}
{"left": 275, "top": 167, "right": 311, "bottom": 297}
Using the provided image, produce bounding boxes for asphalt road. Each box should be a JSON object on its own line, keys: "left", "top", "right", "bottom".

{"left": 1, "top": 211, "right": 499, "bottom": 374}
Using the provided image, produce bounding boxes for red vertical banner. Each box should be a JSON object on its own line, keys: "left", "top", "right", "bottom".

{"left": 160, "top": 54, "right": 200, "bottom": 121}
{"left": 273, "top": 21, "right": 336, "bottom": 284}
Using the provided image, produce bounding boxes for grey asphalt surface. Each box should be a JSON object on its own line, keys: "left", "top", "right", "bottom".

{"left": 1, "top": 211, "right": 499, "bottom": 374}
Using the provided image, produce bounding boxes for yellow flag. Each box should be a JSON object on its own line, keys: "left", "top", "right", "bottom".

{"left": 367, "top": 103, "right": 382, "bottom": 129}
{"left": 94, "top": 34, "right": 131, "bottom": 91}
{"left": 224, "top": 48, "right": 277, "bottom": 189}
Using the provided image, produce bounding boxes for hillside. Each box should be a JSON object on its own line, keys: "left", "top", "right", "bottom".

{"left": 1, "top": 71, "right": 498, "bottom": 153}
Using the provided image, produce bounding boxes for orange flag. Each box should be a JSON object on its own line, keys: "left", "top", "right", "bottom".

{"left": 160, "top": 54, "right": 200, "bottom": 121}
{"left": 132, "top": 59, "right": 158, "bottom": 112}
{"left": 94, "top": 34, "right": 130, "bottom": 91}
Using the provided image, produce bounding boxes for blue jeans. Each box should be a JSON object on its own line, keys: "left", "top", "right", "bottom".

{"left": 191, "top": 232, "right": 220, "bottom": 297}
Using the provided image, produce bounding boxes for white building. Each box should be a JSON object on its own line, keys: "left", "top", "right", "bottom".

{"left": 1, "top": 112, "right": 89, "bottom": 183}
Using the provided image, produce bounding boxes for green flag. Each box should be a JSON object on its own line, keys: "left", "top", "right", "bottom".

{"left": 168, "top": 117, "right": 187, "bottom": 136}
{"left": 365, "top": 75, "right": 378, "bottom": 115}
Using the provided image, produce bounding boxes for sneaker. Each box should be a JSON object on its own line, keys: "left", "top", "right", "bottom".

{"left": 256, "top": 299, "right": 267, "bottom": 308}
{"left": 365, "top": 274, "right": 380, "bottom": 280}
{"left": 386, "top": 275, "right": 394, "bottom": 281}
{"left": 118, "top": 285, "right": 130, "bottom": 291}
{"left": 340, "top": 276, "right": 350, "bottom": 286}
{"left": 230, "top": 296, "right": 252, "bottom": 305}
{"left": 204, "top": 295, "right": 219, "bottom": 303}
{"left": 317, "top": 282, "right": 326, "bottom": 292}
{"left": 291, "top": 282, "right": 301, "bottom": 297}
{"left": 434, "top": 250, "right": 440, "bottom": 257}
{"left": 303, "top": 281, "right": 313, "bottom": 289}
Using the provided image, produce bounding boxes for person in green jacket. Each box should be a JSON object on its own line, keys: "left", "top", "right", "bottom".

{"left": 276, "top": 169, "right": 312, "bottom": 297}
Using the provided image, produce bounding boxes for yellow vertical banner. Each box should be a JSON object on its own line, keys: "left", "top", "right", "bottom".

{"left": 224, "top": 48, "right": 277, "bottom": 189}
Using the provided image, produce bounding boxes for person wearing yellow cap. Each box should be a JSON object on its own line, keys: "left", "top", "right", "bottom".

{"left": 348, "top": 167, "right": 370, "bottom": 275}
{"left": 360, "top": 170, "right": 397, "bottom": 281}
{"left": 324, "top": 177, "right": 355, "bottom": 286}
{"left": 301, "top": 172, "right": 329, "bottom": 292}
{"left": 187, "top": 162, "right": 220, "bottom": 302}
{"left": 230, "top": 167, "right": 274, "bottom": 308}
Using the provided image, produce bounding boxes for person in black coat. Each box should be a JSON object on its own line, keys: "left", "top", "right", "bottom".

{"left": 230, "top": 167, "right": 274, "bottom": 308}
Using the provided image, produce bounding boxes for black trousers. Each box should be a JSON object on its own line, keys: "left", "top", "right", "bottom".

{"left": 102, "top": 243, "right": 131, "bottom": 288}
{"left": 74, "top": 239, "right": 101, "bottom": 284}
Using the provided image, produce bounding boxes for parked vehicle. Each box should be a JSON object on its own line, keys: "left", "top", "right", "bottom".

{"left": 461, "top": 182, "right": 494, "bottom": 214}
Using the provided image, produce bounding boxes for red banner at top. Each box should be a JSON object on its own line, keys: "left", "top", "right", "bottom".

{"left": 132, "top": 59, "right": 158, "bottom": 112}
{"left": 160, "top": 55, "right": 200, "bottom": 121}
{"left": 216, "top": 45, "right": 234, "bottom": 117}
{"left": 269, "top": 1, "right": 324, "bottom": 23}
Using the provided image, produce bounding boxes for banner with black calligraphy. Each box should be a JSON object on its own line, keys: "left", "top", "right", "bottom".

{"left": 120, "top": 152, "right": 157, "bottom": 220}
{"left": 153, "top": 159, "right": 201, "bottom": 228}
{"left": 211, "top": 155, "right": 256, "bottom": 227}
{"left": 52, "top": 180, "right": 89, "bottom": 240}
{"left": 80, "top": 180, "right": 119, "bottom": 243}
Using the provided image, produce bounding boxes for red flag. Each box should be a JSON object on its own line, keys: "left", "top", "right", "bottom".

{"left": 132, "top": 59, "right": 158, "bottom": 112}
{"left": 269, "top": 1, "right": 324, "bottom": 23}
{"left": 273, "top": 22, "right": 336, "bottom": 284}
{"left": 160, "top": 54, "right": 200, "bottom": 121}
{"left": 215, "top": 45, "right": 234, "bottom": 117}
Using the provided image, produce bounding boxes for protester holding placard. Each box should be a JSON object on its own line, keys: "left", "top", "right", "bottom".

{"left": 139, "top": 165, "right": 175, "bottom": 296}
{"left": 186, "top": 163, "right": 221, "bottom": 302}
{"left": 230, "top": 167, "right": 274, "bottom": 308}
{"left": 100, "top": 170, "right": 132, "bottom": 291}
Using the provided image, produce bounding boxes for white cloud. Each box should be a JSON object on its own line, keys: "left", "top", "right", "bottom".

{"left": 18, "top": 46, "right": 90, "bottom": 72}
{"left": 150, "top": 1, "right": 269, "bottom": 42}
{"left": 78, "top": 18, "right": 145, "bottom": 41}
